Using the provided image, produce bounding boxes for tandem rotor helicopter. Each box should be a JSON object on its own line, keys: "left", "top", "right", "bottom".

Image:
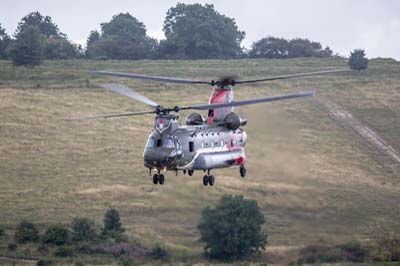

{"left": 71, "top": 68, "right": 347, "bottom": 186}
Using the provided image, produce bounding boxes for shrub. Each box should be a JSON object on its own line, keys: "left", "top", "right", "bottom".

{"left": 15, "top": 220, "right": 39, "bottom": 243}
{"left": 0, "top": 226, "right": 4, "bottom": 238}
{"left": 74, "top": 243, "right": 105, "bottom": 255}
{"left": 198, "top": 195, "right": 267, "bottom": 260}
{"left": 71, "top": 217, "right": 97, "bottom": 242}
{"left": 7, "top": 243, "right": 17, "bottom": 251}
{"left": 119, "top": 257, "right": 134, "bottom": 266}
{"left": 37, "top": 260, "right": 52, "bottom": 266}
{"left": 372, "top": 229, "right": 400, "bottom": 262}
{"left": 102, "top": 208, "right": 124, "bottom": 239}
{"left": 348, "top": 49, "right": 368, "bottom": 70}
{"left": 54, "top": 246, "right": 74, "bottom": 257}
{"left": 148, "top": 244, "right": 168, "bottom": 260}
{"left": 338, "top": 240, "right": 369, "bottom": 262}
{"left": 42, "top": 224, "right": 70, "bottom": 245}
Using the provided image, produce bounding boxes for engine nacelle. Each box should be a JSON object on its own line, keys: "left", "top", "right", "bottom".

{"left": 186, "top": 112, "right": 205, "bottom": 126}
{"left": 224, "top": 112, "right": 247, "bottom": 130}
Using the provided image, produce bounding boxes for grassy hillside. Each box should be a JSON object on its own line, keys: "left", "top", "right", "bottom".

{"left": 0, "top": 58, "right": 399, "bottom": 264}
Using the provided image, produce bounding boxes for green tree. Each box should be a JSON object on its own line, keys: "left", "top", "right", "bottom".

{"left": 0, "top": 23, "right": 11, "bottom": 59}
{"left": 44, "top": 36, "right": 79, "bottom": 59}
{"left": 15, "top": 220, "right": 39, "bottom": 243}
{"left": 198, "top": 195, "right": 267, "bottom": 260}
{"left": 162, "top": 3, "right": 245, "bottom": 59}
{"left": 42, "top": 224, "right": 70, "bottom": 246}
{"left": 348, "top": 49, "right": 368, "bottom": 70}
{"left": 249, "top": 36, "right": 289, "bottom": 59}
{"left": 16, "top": 11, "right": 63, "bottom": 37}
{"left": 9, "top": 26, "right": 44, "bottom": 66}
{"left": 86, "top": 13, "right": 157, "bottom": 59}
{"left": 86, "top": 30, "right": 100, "bottom": 47}
{"left": 71, "top": 217, "right": 97, "bottom": 242}
{"left": 102, "top": 208, "right": 124, "bottom": 238}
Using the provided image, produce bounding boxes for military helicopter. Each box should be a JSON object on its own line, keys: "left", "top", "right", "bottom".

{"left": 71, "top": 69, "right": 347, "bottom": 186}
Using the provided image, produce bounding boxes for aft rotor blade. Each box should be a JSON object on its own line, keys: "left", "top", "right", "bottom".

{"left": 181, "top": 91, "right": 315, "bottom": 110}
{"left": 235, "top": 69, "right": 349, "bottom": 84}
{"left": 93, "top": 71, "right": 211, "bottom": 85}
{"left": 97, "top": 83, "right": 159, "bottom": 107}
{"left": 66, "top": 110, "right": 156, "bottom": 121}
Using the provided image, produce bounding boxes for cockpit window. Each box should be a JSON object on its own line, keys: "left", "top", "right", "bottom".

{"left": 208, "top": 109, "right": 214, "bottom": 117}
{"left": 162, "top": 138, "right": 175, "bottom": 148}
{"left": 146, "top": 137, "right": 155, "bottom": 148}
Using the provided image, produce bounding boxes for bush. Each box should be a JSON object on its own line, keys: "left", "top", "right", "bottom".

{"left": 197, "top": 195, "right": 267, "bottom": 260}
{"left": 372, "top": 229, "right": 400, "bottom": 262}
{"left": 0, "top": 227, "right": 4, "bottom": 239}
{"left": 74, "top": 243, "right": 105, "bottom": 255}
{"left": 15, "top": 220, "right": 39, "bottom": 243}
{"left": 54, "top": 246, "right": 74, "bottom": 257}
{"left": 119, "top": 257, "right": 134, "bottom": 266}
{"left": 102, "top": 208, "right": 124, "bottom": 240}
{"left": 42, "top": 224, "right": 70, "bottom": 245}
{"left": 348, "top": 49, "right": 368, "bottom": 70}
{"left": 9, "top": 26, "right": 44, "bottom": 66}
{"left": 37, "top": 260, "right": 52, "bottom": 266}
{"left": 148, "top": 244, "right": 168, "bottom": 260}
{"left": 338, "top": 240, "right": 369, "bottom": 262}
{"left": 7, "top": 243, "right": 17, "bottom": 251}
{"left": 71, "top": 217, "right": 97, "bottom": 242}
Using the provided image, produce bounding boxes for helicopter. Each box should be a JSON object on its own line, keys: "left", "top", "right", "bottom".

{"left": 71, "top": 69, "right": 348, "bottom": 186}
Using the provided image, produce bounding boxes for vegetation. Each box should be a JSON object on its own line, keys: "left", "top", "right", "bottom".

{"left": 102, "top": 208, "right": 125, "bottom": 240}
{"left": 0, "top": 23, "right": 11, "bottom": 59}
{"left": 9, "top": 25, "right": 44, "bottom": 66}
{"left": 349, "top": 49, "right": 369, "bottom": 70}
{"left": 250, "top": 36, "right": 333, "bottom": 59}
{"left": 14, "top": 220, "right": 39, "bottom": 243}
{"left": 42, "top": 224, "right": 70, "bottom": 246}
{"left": 148, "top": 244, "right": 168, "bottom": 260}
{"left": 198, "top": 195, "right": 267, "bottom": 260}
{"left": 161, "top": 3, "right": 244, "bottom": 59}
{"left": 0, "top": 58, "right": 399, "bottom": 265}
{"left": 71, "top": 217, "right": 98, "bottom": 242}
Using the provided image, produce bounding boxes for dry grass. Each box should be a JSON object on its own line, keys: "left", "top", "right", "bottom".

{"left": 0, "top": 58, "right": 400, "bottom": 262}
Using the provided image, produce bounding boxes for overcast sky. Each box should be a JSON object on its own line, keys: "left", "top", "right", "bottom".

{"left": 1, "top": 0, "right": 399, "bottom": 59}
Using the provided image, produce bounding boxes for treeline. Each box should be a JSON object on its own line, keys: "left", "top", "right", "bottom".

{"left": 0, "top": 4, "right": 340, "bottom": 66}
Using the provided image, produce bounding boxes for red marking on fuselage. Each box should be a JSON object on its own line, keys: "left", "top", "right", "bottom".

{"left": 234, "top": 156, "right": 246, "bottom": 166}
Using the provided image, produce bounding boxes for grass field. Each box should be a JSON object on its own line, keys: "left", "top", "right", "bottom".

{"left": 0, "top": 58, "right": 400, "bottom": 264}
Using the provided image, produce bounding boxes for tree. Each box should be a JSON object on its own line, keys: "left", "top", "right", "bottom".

{"left": 102, "top": 208, "right": 124, "bottom": 237}
{"left": 0, "top": 23, "right": 11, "bottom": 59}
{"left": 162, "top": 3, "right": 245, "bottom": 59}
{"left": 42, "top": 224, "right": 70, "bottom": 246}
{"left": 86, "top": 30, "right": 100, "bottom": 47}
{"left": 71, "top": 217, "right": 97, "bottom": 242}
{"left": 44, "top": 36, "right": 79, "bottom": 59}
{"left": 198, "top": 195, "right": 267, "bottom": 260}
{"left": 249, "top": 36, "right": 289, "bottom": 59}
{"left": 9, "top": 26, "right": 44, "bottom": 66}
{"left": 348, "top": 49, "right": 368, "bottom": 70}
{"left": 86, "top": 13, "right": 157, "bottom": 59}
{"left": 16, "top": 11, "right": 63, "bottom": 37}
{"left": 15, "top": 220, "right": 39, "bottom": 243}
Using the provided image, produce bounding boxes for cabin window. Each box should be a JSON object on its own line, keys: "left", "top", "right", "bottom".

{"left": 156, "top": 139, "right": 162, "bottom": 147}
{"left": 146, "top": 137, "right": 155, "bottom": 148}
{"left": 189, "top": 141, "right": 194, "bottom": 152}
{"left": 208, "top": 109, "right": 214, "bottom": 117}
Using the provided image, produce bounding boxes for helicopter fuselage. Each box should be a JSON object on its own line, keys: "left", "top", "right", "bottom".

{"left": 143, "top": 117, "right": 247, "bottom": 172}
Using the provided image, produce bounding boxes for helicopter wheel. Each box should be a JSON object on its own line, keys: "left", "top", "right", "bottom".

{"left": 240, "top": 165, "right": 247, "bottom": 178}
{"left": 208, "top": 175, "right": 215, "bottom": 186}
{"left": 158, "top": 174, "right": 165, "bottom": 185}
{"left": 152, "top": 174, "right": 159, "bottom": 184}
{"left": 188, "top": 170, "right": 194, "bottom": 176}
{"left": 203, "top": 175, "right": 209, "bottom": 186}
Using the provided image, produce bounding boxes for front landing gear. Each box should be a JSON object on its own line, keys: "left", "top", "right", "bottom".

{"left": 153, "top": 173, "right": 165, "bottom": 185}
{"left": 240, "top": 165, "right": 247, "bottom": 178}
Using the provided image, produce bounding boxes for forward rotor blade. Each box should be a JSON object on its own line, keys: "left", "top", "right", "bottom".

{"left": 235, "top": 69, "right": 349, "bottom": 84}
{"left": 93, "top": 71, "right": 210, "bottom": 85}
{"left": 66, "top": 110, "right": 156, "bottom": 121}
{"left": 97, "top": 83, "right": 159, "bottom": 107}
{"left": 180, "top": 91, "right": 315, "bottom": 111}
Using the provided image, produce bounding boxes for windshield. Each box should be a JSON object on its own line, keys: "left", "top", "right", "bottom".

{"left": 162, "top": 138, "right": 175, "bottom": 148}
{"left": 146, "top": 137, "right": 155, "bottom": 148}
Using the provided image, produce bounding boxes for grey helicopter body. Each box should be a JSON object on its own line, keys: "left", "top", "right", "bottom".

{"left": 71, "top": 69, "right": 348, "bottom": 186}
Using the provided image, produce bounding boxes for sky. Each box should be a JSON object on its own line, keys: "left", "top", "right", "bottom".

{"left": 1, "top": 0, "right": 399, "bottom": 59}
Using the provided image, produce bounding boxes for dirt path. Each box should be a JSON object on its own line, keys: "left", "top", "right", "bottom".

{"left": 315, "top": 97, "right": 400, "bottom": 164}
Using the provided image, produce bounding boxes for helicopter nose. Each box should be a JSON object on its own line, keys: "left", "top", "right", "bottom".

{"left": 144, "top": 148, "right": 176, "bottom": 168}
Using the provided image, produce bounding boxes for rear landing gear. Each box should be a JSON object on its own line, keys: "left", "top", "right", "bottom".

{"left": 153, "top": 173, "right": 165, "bottom": 185}
{"left": 240, "top": 165, "right": 246, "bottom": 178}
{"left": 203, "top": 169, "right": 215, "bottom": 186}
